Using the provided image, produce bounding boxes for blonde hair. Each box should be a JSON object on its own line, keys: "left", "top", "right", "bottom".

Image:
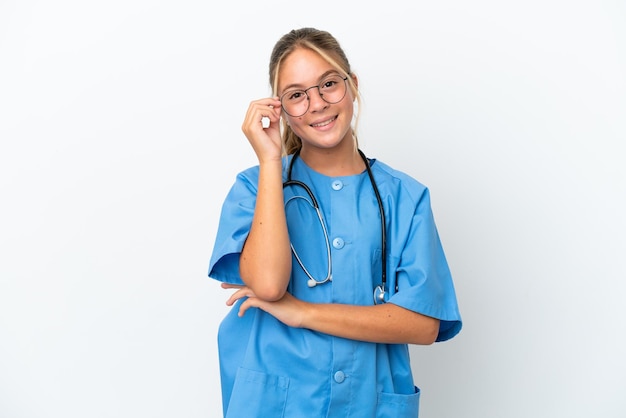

{"left": 269, "top": 28, "right": 361, "bottom": 156}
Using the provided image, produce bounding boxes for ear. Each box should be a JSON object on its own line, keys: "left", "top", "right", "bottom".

{"left": 349, "top": 73, "right": 359, "bottom": 102}
{"left": 350, "top": 73, "right": 359, "bottom": 90}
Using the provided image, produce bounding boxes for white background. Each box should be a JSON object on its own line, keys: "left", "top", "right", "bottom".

{"left": 1, "top": 1, "right": 625, "bottom": 417}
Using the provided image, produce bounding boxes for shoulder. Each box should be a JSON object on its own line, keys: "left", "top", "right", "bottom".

{"left": 235, "top": 164, "right": 259, "bottom": 184}
{"left": 370, "top": 158, "right": 430, "bottom": 205}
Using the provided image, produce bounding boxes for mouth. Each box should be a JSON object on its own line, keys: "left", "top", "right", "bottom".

{"left": 310, "top": 115, "right": 337, "bottom": 128}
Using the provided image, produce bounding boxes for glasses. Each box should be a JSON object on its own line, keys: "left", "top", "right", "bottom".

{"left": 280, "top": 74, "right": 349, "bottom": 117}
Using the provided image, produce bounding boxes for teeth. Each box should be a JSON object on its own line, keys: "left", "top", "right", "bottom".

{"left": 312, "top": 116, "right": 336, "bottom": 127}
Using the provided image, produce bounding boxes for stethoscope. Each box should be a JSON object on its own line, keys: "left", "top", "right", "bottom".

{"left": 283, "top": 149, "right": 392, "bottom": 304}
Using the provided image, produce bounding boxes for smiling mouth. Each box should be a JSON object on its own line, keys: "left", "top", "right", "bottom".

{"left": 310, "top": 116, "right": 337, "bottom": 128}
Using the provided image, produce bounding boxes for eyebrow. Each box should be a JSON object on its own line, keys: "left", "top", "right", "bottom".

{"left": 280, "top": 70, "right": 342, "bottom": 93}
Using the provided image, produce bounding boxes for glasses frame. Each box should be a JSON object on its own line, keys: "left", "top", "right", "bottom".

{"left": 280, "top": 75, "right": 349, "bottom": 117}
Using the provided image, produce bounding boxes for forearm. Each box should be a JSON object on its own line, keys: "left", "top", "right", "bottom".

{"left": 239, "top": 160, "right": 292, "bottom": 301}
{"left": 301, "top": 302, "right": 440, "bottom": 345}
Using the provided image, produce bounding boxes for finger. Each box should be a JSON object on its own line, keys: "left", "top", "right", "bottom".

{"left": 225, "top": 286, "right": 256, "bottom": 306}
{"left": 247, "top": 99, "right": 281, "bottom": 124}
{"left": 259, "top": 103, "right": 282, "bottom": 128}
{"left": 238, "top": 299, "right": 250, "bottom": 317}
{"left": 221, "top": 283, "right": 243, "bottom": 290}
{"left": 245, "top": 98, "right": 280, "bottom": 117}
{"left": 225, "top": 289, "right": 244, "bottom": 306}
{"left": 238, "top": 297, "right": 262, "bottom": 317}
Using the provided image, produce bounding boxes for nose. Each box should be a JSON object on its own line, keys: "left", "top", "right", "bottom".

{"left": 306, "top": 86, "right": 328, "bottom": 113}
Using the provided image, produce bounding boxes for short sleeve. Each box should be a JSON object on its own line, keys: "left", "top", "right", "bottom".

{"left": 208, "top": 168, "right": 259, "bottom": 284}
{"left": 387, "top": 187, "right": 462, "bottom": 342}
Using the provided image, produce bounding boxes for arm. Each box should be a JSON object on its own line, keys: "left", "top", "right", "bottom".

{"left": 238, "top": 97, "right": 292, "bottom": 301}
{"left": 223, "top": 284, "right": 440, "bottom": 345}
{"left": 302, "top": 301, "right": 439, "bottom": 345}
{"left": 239, "top": 161, "right": 292, "bottom": 301}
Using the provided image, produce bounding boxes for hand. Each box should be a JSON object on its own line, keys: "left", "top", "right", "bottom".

{"left": 241, "top": 97, "right": 283, "bottom": 163}
{"left": 222, "top": 283, "right": 306, "bottom": 328}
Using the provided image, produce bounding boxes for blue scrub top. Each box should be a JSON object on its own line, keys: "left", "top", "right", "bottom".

{"left": 209, "top": 154, "right": 462, "bottom": 418}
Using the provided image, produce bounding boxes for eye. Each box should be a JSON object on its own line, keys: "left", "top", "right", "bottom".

{"left": 286, "top": 90, "right": 305, "bottom": 101}
{"left": 321, "top": 76, "right": 341, "bottom": 90}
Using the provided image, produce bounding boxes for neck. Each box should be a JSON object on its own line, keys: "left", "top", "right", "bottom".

{"left": 299, "top": 144, "right": 365, "bottom": 177}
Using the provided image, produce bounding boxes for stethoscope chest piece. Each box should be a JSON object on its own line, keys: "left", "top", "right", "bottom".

{"left": 374, "top": 285, "right": 386, "bottom": 305}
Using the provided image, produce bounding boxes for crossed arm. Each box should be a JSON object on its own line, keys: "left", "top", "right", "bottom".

{"left": 223, "top": 282, "right": 439, "bottom": 345}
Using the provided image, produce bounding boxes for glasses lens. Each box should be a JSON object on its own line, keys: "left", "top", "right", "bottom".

{"left": 281, "top": 89, "right": 308, "bottom": 117}
{"left": 319, "top": 75, "right": 347, "bottom": 104}
{"left": 280, "top": 75, "right": 347, "bottom": 117}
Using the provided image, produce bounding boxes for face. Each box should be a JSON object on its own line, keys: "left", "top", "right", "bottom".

{"left": 278, "top": 48, "right": 356, "bottom": 152}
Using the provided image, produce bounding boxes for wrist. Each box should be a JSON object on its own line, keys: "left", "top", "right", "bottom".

{"left": 258, "top": 157, "right": 283, "bottom": 171}
{"left": 298, "top": 300, "right": 317, "bottom": 330}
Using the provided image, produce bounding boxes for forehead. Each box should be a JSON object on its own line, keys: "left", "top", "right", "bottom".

{"left": 278, "top": 48, "right": 337, "bottom": 91}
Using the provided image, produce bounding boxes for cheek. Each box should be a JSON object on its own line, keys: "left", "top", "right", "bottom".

{"left": 285, "top": 116, "right": 306, "bottom": 133}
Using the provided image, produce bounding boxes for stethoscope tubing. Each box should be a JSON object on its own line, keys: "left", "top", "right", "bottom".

{"left": 358, "top": 149, "right": 387, "bottom": 301}
{"left": 284, "top": 149, "right": 390, "bottom": 303}
{"left": 283, "top": 190, "right": 333, "bottom": 287}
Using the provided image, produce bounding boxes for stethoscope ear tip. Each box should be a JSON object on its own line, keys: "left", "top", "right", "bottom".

{"left": 307, "top": 279, "right": 317, "bottom": 288}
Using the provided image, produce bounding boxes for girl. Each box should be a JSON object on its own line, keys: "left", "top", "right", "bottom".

{"left": 208, "top": 27, "right": 462, "bottom": 417}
